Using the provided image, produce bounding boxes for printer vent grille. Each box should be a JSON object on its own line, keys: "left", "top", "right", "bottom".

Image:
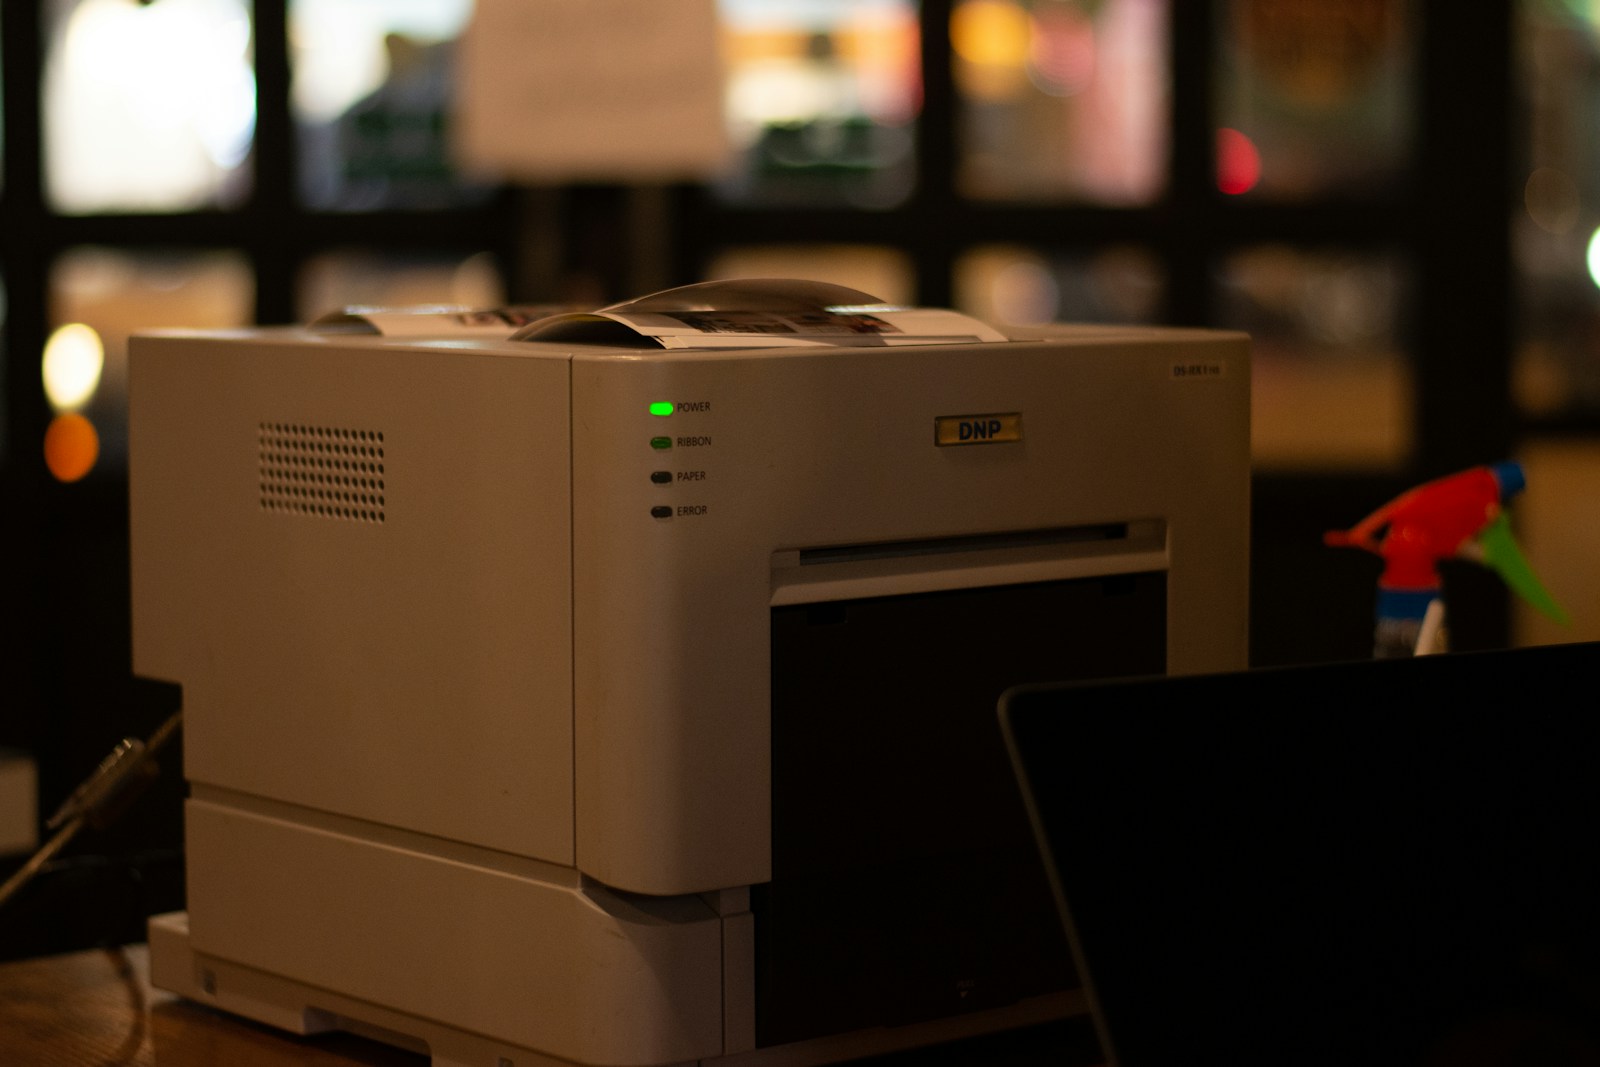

{"left": 258, "top": 422, "right": 386, "bottom": 524}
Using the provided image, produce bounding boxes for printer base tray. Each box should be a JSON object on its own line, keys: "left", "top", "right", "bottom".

{"left": 148, "top": 911, "right": 1079, "bottom": 1067}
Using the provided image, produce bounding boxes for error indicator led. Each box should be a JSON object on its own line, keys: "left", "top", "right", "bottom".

{"left": 649, "top": 402, "right": 674, "bottom": 417}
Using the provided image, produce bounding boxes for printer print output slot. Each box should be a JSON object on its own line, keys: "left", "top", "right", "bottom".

{"left": 770, "top": 520, "right": 1168, "bottom": 606}
{"left": 792, "top": 523, "right": 1134, "bottom": 566}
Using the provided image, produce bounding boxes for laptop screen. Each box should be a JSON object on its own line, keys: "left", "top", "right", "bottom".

{"left": 1000, "top": 642, "right": 1600, "bottom": 1067}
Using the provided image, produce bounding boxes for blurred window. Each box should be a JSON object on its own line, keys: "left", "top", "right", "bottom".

{"left": 716, "top": 0, "right": 921, "bottom": 208}
{"left": 953, "top": 0, "right": 1168, "bottom": 204}
{"left": 1510, "top": 440, "right": 1600, "bottom": 647}
{"left": 1513, "top": 2, "right": 1600, "bottom": 420}
{"left": 43, "top": 0, "right": 256, "bottom": 213}
{"left": 954, "top": 244, "right": 1163, "bottom": 326}
{"left": 48, "top": 248, "right": 254, "bottom": 472}
{"left": 1214, "top": 0, "right": 1413, "bottom": 200}
{"left": 297, "top": 250, "right": 505, "bottom": 320}
{"left": 1218, "top": 246, "right": 1410, "bottom": 470}
{"left": 290, "top": 0, "right": 484, "bottom": 210}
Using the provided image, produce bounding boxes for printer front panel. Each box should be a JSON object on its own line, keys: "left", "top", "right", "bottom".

{"left": 570, "top": 331, "right": 1249, "bottom": 897}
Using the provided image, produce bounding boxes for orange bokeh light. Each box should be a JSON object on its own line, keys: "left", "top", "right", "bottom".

{"left": 44, "top": 412, "right": 100, "bottom": 483}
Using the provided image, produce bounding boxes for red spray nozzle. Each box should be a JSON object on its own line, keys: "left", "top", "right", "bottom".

{"left": 1324, "top": 462, "right": 1524, "bottom": 591}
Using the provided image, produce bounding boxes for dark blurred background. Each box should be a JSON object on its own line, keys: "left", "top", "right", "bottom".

{"left": 3, "top": 0, "right": 1597, "bottom": 960}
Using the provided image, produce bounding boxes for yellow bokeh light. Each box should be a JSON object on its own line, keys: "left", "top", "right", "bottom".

{"left": 44, "top": 412, "right": 101, "bottom": 483}
{"left": 41, "top": 322, "right": 105, "bottom": 412}
{"left": 951, "top": 0, "right": 1033, "bottom": 102}
{"left": 951, "top": 0, "right": 1032, "bottom": 67}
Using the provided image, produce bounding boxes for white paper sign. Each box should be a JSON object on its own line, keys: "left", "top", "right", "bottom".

{"left": 455, "top": 0, "right": 731, "bottom": 181}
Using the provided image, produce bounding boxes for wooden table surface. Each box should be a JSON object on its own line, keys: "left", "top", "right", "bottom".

{"left": 0, "top": 945, "right": 423, "bottom": 1067}
{"left": 0, "top": 944, "right": 1093, "bottom": 1067}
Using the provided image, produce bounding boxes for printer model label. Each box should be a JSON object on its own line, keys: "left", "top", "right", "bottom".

{"left": 1169, "top": 360, "right": 1228, "bottom": 380}
{"left": 935, "top": 413, "right": 1022, "bottom": 446}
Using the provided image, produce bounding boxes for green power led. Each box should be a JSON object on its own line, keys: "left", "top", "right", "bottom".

{"left": 649, "top": 402, "right": 674, "bottom": 417}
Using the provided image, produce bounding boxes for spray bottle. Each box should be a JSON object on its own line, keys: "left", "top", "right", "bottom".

{"left": 1324, "top": 460, "right": 1568, "bottom": 657}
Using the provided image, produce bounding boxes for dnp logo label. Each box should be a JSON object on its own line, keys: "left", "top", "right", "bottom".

{"left": 935, "top": 413, "right": 1022, "bottom": 446}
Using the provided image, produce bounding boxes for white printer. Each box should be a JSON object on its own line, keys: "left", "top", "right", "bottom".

{"left": 133, "top": 280, "right": 1250, "bottom": 1067}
